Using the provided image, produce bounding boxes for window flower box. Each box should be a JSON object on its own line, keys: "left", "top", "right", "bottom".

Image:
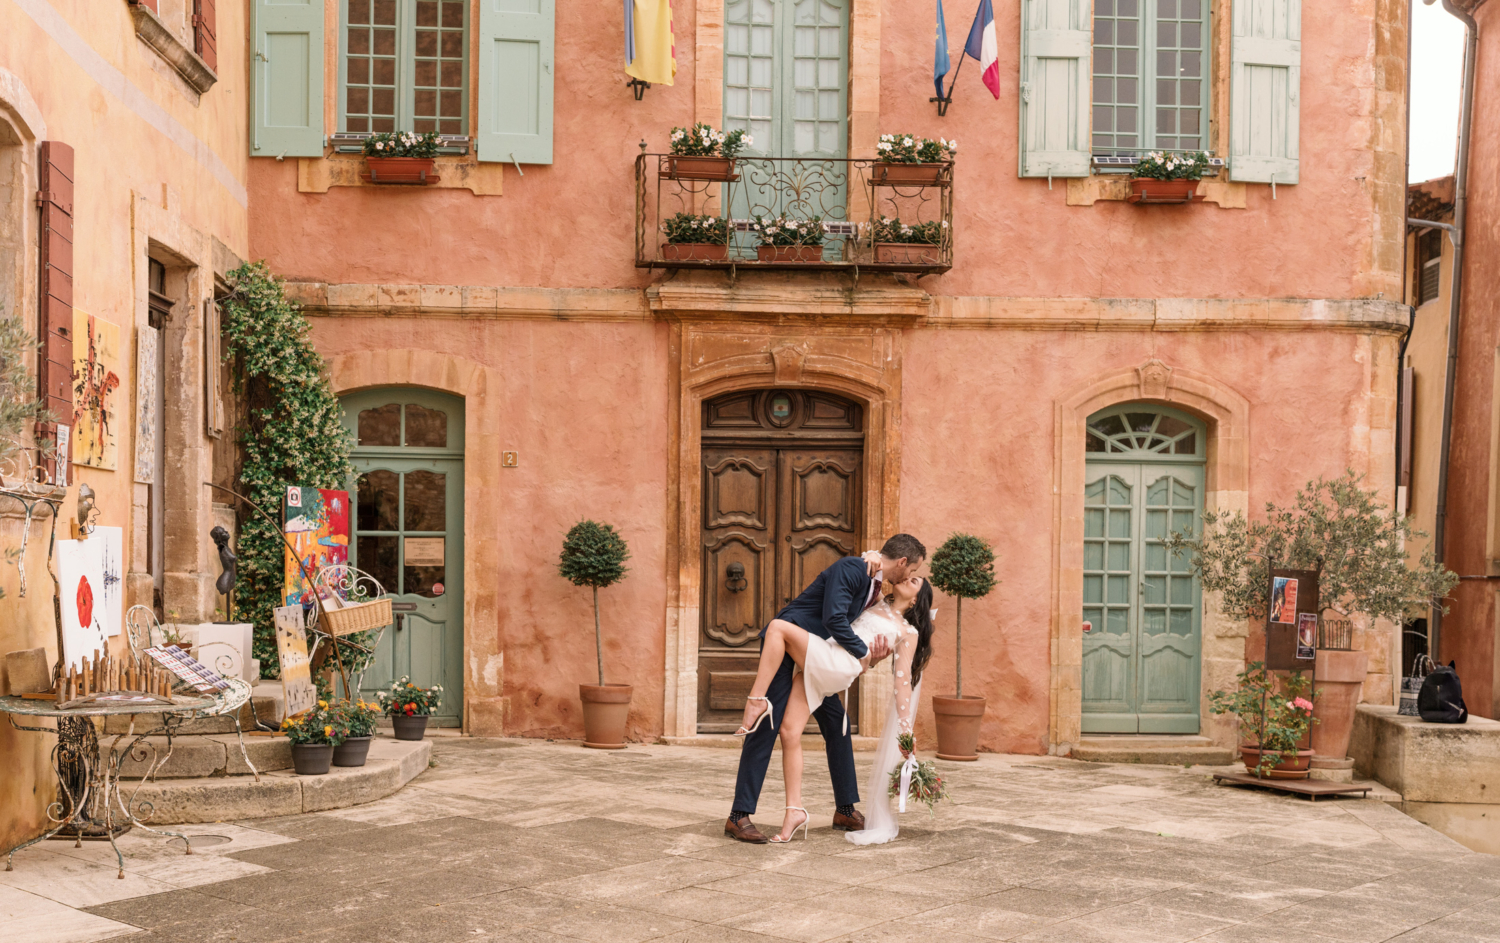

{"left": 872, "top": 163, "right": 946, "bottom": 187}
{"left": 1127, "top": 178, "right": 1202, "bottom": 204}
{"left": 362, "top": 156, "right": 439, "bottom": 185}
{"left": 662, "top": 243, "right": 729, "bottom": 261}
{"left": 874, "top": 243, "right": 941, "bottom": 265}
{"left": 1127, "top": 151, "right": 1210, "bottom": 204}
{"left": 872, "top": 133, "right": 955, "bottom": 187}
{"left": 757, "top": 245, "right": 823, "bottom": 262}
{"left": 664, "top": 124, "right": 750, "bottom": 181}
{"left": 661, "top": 214, "right": 730, "bottom": 261}
{"left": 664, "top": 156, "right": 739, "bottom": 181}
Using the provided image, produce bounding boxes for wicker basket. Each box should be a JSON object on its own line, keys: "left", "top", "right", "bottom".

{"left": 319, "top": 597, "right": 393, "bottom": 637}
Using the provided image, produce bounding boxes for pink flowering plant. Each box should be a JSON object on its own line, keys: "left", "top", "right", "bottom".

{"left": 1131, "top": 150, "right": 1211, "bottom": 181}
{"left": 1208, "top": 661, "right": 1317, "bottom": 776}
{"left": 872, "top": 217, "right": 945, "bottom": 245}
{"left": 362, "top": 131, "right": 441, "bottom": 158}
{"left": 750, "top": 216, "right": 826, "bottom": 248}
{"left": 662, "top": 213, "right": 730, "bottom": 245}
{"left": 876, "top": 133, "right": 956, "bottom": 164}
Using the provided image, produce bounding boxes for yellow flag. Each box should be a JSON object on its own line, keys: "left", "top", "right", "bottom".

{"left": 626, "top": 0, "right": 676, "bottom": 86}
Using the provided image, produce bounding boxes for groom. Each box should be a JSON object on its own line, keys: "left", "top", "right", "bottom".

{"left": 724, "top": 534, "right": 928, "bottom": 843}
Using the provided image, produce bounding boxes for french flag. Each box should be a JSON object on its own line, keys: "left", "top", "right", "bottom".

{"left": 964, "top": 0, "right": 999, "bottom": 99}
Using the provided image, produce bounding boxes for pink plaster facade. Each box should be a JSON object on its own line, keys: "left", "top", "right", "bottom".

{"left": 254, "top": 0, "right": 1411, "bottom": 754}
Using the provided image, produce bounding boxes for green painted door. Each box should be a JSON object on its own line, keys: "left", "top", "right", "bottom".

{"left": 342, "top": 390, "right": 465, "bottom": 727}
{"left": 723, "top": 0, "right": 848, "bottom": 258}
{"left": 1082, "top": 406, "right": 1204, "bottom": 734}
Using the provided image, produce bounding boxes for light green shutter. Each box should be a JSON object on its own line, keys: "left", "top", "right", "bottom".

{"left": 251, "top": 0, "right": 325, "bottom": 158}
{"left": 477, "top": 0, "right": 555, "bottom": 165}
{"left": 1230, "top": 0, "right": 1300, "bottom": 184}
{"left": 1018, "top": 0, "right": 1091, "bottom": 178}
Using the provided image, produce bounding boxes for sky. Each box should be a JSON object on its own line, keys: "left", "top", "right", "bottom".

{"left": 1409, "top": 1, "right": 1467, "bottom": 183}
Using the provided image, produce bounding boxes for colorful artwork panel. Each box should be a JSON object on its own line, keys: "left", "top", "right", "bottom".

{"left": 274, "top": 605, "right": 317, "bottom": 717}
{"left": 72, "top": 311, "right": 122, "bottom": 470}
{"left": 283, "top": 486, "right": 350, "bottom": 608}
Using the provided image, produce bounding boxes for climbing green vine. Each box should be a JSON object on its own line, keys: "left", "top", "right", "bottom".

{"left": 221, "top": 262, "right": 354, "bottom": 675}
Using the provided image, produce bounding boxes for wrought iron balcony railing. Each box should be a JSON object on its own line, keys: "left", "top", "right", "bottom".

{"left": 634, "top": 154, "right": 954, "bottom": 274}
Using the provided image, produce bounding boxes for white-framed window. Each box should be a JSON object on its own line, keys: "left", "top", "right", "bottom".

{"left": 341, "top": 0, "right": 469, "bottom": 135}
{"left": 1092, "top": 0, "right": 1208, "bottom": 156}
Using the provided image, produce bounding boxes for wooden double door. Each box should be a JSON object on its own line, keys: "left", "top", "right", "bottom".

{"left": 698, "top": 389, "right": 863, "bottom": 733}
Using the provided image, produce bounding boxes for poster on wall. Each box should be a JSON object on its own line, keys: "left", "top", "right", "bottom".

{"left": 134, "top": 326, "right": 158, "bottom": 484}
{"left": 283, "top": 486, "right": 349, "bottom": 609}
{"left": 1296, "top": 612, "right": 1317, "bottom": 661}
{"left": 273, "top": 605, "right": 317, "bottom": 717}
{"left": 1269, "top": 576, "right": 1298, "bottom": 624}
{"left": 71, "top": 310, "right": 122, "bottom": 470}
{"left": 56, "top": 528, "right": 124, "bottom": 671}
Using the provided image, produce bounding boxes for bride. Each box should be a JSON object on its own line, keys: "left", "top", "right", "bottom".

{"left": 736, "top": 570, "right": 934, "bottom": 844}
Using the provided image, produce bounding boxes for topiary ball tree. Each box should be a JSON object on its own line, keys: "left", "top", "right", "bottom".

{"left": 559, "top": 521, "right": 631, "bottom": 686}
{"left": 927, "top": 533, "right": 998, "bottom": 697}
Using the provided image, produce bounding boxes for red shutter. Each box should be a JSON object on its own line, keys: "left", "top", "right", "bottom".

{"left": 37, "top": 141, "right": 73, "bottom": 486}
{"left": 193, "top": 0, "right": 217, "bottom": 72}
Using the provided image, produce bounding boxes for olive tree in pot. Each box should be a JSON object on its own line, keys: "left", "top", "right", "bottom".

{"left": 1165, "top": 471, "right": 1457, "bottom": 771}
{"left": 927, "top": 533, "right": 997, "bottom": 761}
{"left": 560, "top": 520, "right": 633, "bottom": 749}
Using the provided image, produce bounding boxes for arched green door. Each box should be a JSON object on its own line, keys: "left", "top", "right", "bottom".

{"left": 1082, "top": 405, "right": 1205, "bottom": 734}
{"left": 341, "top": 390, "right": 465, "bottom": 727}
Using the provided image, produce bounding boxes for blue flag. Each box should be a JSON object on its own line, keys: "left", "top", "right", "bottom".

{"left": 934, "top": 0, "right": 951, "bottom": 100}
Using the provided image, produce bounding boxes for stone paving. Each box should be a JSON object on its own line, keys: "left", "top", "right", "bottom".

{"left": 4, "top": 737, "right": 1499, "bottom": 943}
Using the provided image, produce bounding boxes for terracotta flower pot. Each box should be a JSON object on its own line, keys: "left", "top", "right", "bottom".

{"left": 756, "top": 245, "right": 823, "bottom": 262}
{"left": 872, "top": 162, "right": 945, "bottom": 187}
{"left": 1240, "top": 746, "right": 1314, "bottom": 779}
{"left": 1310, "top": 649, "right": 1369, "bottom": 761}
{"left": 1128, "top": 178, "right": 1202, "bottom": 204}
{"left": 661, "top": 243, "right": 729, "bottom": 261}
{"left": 332, "top": 735, "right": 372, "bottom": 767}
{"left": 932, "top": 695, "right": 986, "bottom": 761}
{"left": 874, "top": 243, "right": 941, "bottom": 265}
{"left": 664, "top": 156, "right": 738, "bottom": 181}
{"left": 579, "top": 683, "right": 633, "bottom": 749}
{"left": 391, "top": 714, "right": 429, "bottom": 741}
{"left": 291, "top": 743, "right": 334, "bottom": 775}
{"left": 364, "top": 156, "right": 438, "bottom": 184}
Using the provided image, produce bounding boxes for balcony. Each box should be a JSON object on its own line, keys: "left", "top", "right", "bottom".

{"left": 634, "top": 154, "right": 954, "bottom": 275}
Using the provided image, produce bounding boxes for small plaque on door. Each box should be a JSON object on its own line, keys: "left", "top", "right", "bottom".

{"left": 405, "top": 537, "right": 445, "bottom": 567}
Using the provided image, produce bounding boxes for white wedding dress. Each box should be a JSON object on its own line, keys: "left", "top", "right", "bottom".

{"left": 798, "top": 599, "right": 921, "bottom": 847}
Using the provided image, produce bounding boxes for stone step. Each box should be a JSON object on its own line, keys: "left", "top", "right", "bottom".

{"left": 126, "top": 736, "right": 432, "bottom": 824}
{"left": 1074, "top": 735, "right": 1235, "bottom": 766}
{"left": 102, "top": 697, "right": 283, "bottom": 736}
{"left": 117, "top": 734, "right": 292, "bottom": 779}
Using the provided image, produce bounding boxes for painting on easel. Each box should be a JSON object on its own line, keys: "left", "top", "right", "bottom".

{"left": 56, "top": 527, "right": 124, "bottom": 671}
{"left": 283, "top": 486, "right": 349, "bottom": 609}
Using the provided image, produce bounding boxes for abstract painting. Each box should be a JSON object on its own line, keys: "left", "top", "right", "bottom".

{"left": 283, "top": 486, "right": 350, "bottom": 608}
{"left": 134, "top": 326, "right": 158, "bottom": 484}
{"left": 72, "top": 310, "right": 121, "bottom": 470}
{"left": 274, "top": 605, "right": 317, "bottom": 717}
{"left": 57, "top": 529, "right": 123, "bottom": 672}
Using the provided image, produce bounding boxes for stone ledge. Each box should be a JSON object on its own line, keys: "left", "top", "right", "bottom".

{"left": 129, "top": 4, "right": 216, "bottom": 95}
{"left": 125, "top": 737, "right": 431, "bottom": 824}
{"left": 298, "top": 154, "right": 503, "bottom": 196}
{"left": 1066, "top": 174, "right": 1248, "bottom": 208}
{"left": 1073, "top": 735, "right": 1235, "bottom": 766}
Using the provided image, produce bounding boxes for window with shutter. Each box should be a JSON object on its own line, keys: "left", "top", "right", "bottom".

{"left": 1229, "top": 0, "right": 1300, "bottom": 184}
{"left": 476, "top": 0, "right": 554, "bottom": 165}
{"left": 194, "top": 0, "right": 218, "bottom": 72}
{"left": 1019, "top": 0, "right": 1092, "bottom": 178}
{"left": 1091, "top": 0, "right": 1207, "bottom": 158}
{"left": 1418, "top": 229, "right": 1442, "bottom": 305}
{"left": 252, "top": 0, "right": 326, "bottom": 158}
{"left": 723, "top": 0, "right": 848, "bottom": 159}
{"left": 37, "top": 142, "right": 74, "bottom": 487}
{"left": 341, "top": 0, "right": 468, "bottom": 135}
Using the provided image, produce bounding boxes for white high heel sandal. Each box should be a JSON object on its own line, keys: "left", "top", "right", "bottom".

{"left": 769, "top": 806, "right": 809, "bottom": 843}
{"left": 733, "top": 696, "right": 773, "bottom": 737}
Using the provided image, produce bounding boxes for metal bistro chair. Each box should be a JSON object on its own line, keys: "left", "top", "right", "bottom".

{"left": 306, "top": 564, "right": 393, "bottom": 699}
{"left": 124, "top": 605, "right": 260, "bottom": 782}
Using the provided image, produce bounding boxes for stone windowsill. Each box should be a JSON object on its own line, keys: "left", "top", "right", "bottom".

{"left": 298, "top": 154, "right": 503, "bottom": 196}
{"left": 1067, "top": 174, "right": 1248, "bottom": 208}
{"left": 130, "top": 4, "right": 217, "bottom": 95}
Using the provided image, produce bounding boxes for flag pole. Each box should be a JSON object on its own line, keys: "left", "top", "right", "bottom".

{"left": 930, "top": 54, "right": 967, "bottom": 117}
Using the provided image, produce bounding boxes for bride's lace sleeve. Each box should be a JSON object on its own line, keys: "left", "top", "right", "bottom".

{"left": 893, "top": 628, "right": 918, "bottom": 734}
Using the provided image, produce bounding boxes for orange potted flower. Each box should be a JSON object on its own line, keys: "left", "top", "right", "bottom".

{"left": 376, "top": 676, "right": 443, "bottom": 741}
{"left": 362, "top": 131, "right": 441, "bottom": 185}
{"left": 280, "top": 700, "right": 345, "bottom": 775}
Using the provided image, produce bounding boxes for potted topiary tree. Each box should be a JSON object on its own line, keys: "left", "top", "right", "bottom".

{"left": 560, "top": 520, "right": 632, "bottom": 749}
{"left": 927, "top": 533, "right": 997, "bottom": 761}
{"left": 1166, "top": 471, "right": 1458, "bottom": 773}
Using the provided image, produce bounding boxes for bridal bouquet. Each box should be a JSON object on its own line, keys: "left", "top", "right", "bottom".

{"left": 888, "top": 733, "right": 949, "bottom": 814}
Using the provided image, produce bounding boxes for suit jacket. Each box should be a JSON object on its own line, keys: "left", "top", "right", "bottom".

{"left": 767, "top": 556, "right": 872, "bottom": 660}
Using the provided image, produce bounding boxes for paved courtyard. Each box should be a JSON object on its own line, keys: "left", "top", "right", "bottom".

{"left": 4, "top": 737, "right": 1499, "bottom": 943}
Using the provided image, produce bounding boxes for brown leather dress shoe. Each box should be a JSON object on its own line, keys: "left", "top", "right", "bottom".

{"left": 832, "top": 808, "right": 865, "bottom": 831}
{"left": 725, "top": 815, "right": 769, "bottom": 844}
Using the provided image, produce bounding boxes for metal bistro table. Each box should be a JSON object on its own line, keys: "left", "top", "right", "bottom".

{"left": 0, "top": 687, "right": 228, "bottom": 878}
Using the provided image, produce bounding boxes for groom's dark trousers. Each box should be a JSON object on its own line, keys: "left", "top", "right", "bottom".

{"left": 732, "top": 556, "right": 872, "bottom": 814}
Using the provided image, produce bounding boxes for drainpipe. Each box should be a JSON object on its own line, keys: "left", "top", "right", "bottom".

{"left": 1429, "top": 0, "right": 1482, "bottom": 663}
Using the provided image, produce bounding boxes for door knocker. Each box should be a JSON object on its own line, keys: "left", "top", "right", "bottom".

{"left": 725, "top": 562, "right": 747, "bottom": 593}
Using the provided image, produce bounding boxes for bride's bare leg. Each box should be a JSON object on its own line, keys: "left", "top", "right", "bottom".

{"left": 776, "top": 678, "right": 812, "bottom": 840}
{"left": 741, "top": 619, "right": 812, "bottom": 730}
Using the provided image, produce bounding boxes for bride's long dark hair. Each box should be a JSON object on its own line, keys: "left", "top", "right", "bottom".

{"left": 902, "top": 579, "right": 935, "bottom": 684}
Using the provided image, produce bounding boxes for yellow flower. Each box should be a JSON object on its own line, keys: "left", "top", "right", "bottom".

{"left": 318, "top": 700, "right": 328, "bottom": 709}
{"left": 324, "top": 725, "right": 333, "bottom": 737}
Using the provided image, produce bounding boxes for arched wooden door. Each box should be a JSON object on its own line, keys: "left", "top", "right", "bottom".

{"left": 698, "top": 389, "right": 863, "bottom": 733}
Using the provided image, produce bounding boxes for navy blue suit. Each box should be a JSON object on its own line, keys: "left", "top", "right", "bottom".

{"left": 732, "top": 556, "right": 873, "bottom": 815}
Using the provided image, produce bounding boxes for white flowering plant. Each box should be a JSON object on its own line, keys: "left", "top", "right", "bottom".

{"left": 662, "top": 213, "right": 730, "bottom": 245}
{"left": 876, "top": 133, "right": 956, "bottom": 164}
{"left": 750, "top": 216, "right": 827, "bottom": 247}
{"left": 873, "top": 217, "right": 945, "bottom": 245}
{"left": 1131, "top": 150, "right": 1211, "bottom": 181}
{"left": 362, "top": 131, "right": 441, "bottom": 158}
{"left": 669, "top": 123, "right": 753, "bottom": 160}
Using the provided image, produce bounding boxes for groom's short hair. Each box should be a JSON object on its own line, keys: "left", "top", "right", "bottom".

{"left": 881, "top": 533, "right": 926, "bottom": 562}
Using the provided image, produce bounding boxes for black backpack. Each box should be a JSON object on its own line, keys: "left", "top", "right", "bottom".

{"left": 1418, "top": 662, "right": 1468, "bottom": 724}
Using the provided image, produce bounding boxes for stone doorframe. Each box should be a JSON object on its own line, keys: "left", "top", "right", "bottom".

{"left": 326, "top": 349, "right": 503, "bottom": 735}
{"left": 661, "top": 320, "right": 907, "bottom": 739}
{"left": 1051, "top": 359, "right": 1251, "bottom": 753}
